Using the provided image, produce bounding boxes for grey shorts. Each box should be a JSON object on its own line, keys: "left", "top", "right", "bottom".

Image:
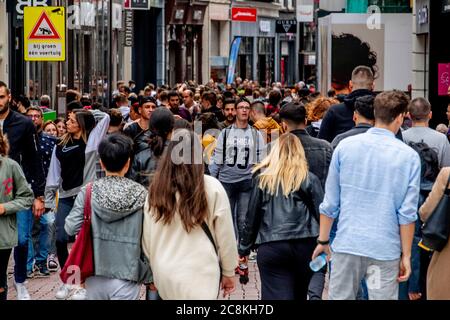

{"left": 329, "top": 252, "right": 400, "bottom": 300}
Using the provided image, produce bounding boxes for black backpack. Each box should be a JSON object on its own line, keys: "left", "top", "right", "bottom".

{"left": 408, "top": 141, "right": 440, "bottom": 191}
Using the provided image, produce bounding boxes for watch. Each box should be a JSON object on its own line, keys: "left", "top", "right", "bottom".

{"left": 317, "top": 239, "right": 330, "bottom": 245}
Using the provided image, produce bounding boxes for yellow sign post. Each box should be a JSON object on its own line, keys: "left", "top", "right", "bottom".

{"left": 24, "top": 6, "right": 65, "bottom": 61}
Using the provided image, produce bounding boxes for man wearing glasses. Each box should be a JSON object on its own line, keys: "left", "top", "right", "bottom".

{"left": 25, "top": 107, "right": 57, "bottom": 278}
{"left": 209, "top": 97, "right": 266, "bottom": 243}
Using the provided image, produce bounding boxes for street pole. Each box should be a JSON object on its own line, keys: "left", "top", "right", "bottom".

{"left": 314, "top": 0, "right": 320, "bottom": 87}
{"left": 107, "top": 0, "right": 113, "bottom": 107}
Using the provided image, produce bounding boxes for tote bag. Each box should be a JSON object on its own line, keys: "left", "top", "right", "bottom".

{"left": 59, "top": 183, "right": 94, "bottom": 284}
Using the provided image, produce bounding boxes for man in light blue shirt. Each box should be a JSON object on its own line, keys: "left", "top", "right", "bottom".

{"left": 312, "top": 91, "right": 420, "bottom": 300}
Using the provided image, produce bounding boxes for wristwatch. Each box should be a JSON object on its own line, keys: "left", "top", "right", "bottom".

{"left": 317, "top": 239, "right": 330, "bottom": 245}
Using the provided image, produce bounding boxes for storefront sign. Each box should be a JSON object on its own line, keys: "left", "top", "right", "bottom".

{"left": 124, "top": 0, "right": 150, "bottom": 10}
{"left": 260, "top": 20, "right": 271, "bottom": 33}
{"left": 276, "top": 20, "right": 297, "bottom": 33}
{"left": 227, "top": 37, "right": 242, "bottom": 84}
{"left": 232, "top": 8, "right": 257, "bottom": 22}
{"left": 297, "top": 5, "right": 314, "bottom": 22}
{"left": 24, "top": 6, "right": 65, "bottom": 61}
{"left": 8, "top": 0, "right": 51, "bottom": 27}
{"left": 416, "top": 0, "right": 429, "bottom": 34}
{"left": 438, "top": 63, "right": 450, "bottom": 96}
{"left": 112, "top": 3, "right": 123, "bottom": 29}
{"left": 124, "top": 10, "right": 133, "bottom": 47}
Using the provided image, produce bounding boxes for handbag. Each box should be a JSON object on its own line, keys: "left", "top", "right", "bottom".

{"left": 59, "top": 183, "right": 95, "bottom": 284}
{"left": 419, "top": 174, "right": 450, "bottom": 252}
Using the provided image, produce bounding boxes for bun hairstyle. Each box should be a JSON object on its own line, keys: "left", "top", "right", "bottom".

{"left": 148, "top": 108, "right": 175, "bottom": 157}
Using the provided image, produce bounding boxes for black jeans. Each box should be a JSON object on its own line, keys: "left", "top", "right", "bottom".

{"left": 0, "top": 248, "right": 13, "bottom": 300}
{"left": 257, "top": 238, "right": 316, "bottom": 300}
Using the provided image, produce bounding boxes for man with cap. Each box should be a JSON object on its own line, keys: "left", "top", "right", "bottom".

{"left": 123, "top": 96, "right": 157, "bottom": 144}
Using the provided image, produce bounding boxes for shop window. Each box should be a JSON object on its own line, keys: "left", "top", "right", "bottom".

{"left": 257, "top": 37, "right": 274, "bottom": 87}
{"left": 237, "top": 37, "right": 253, "bottom": 81}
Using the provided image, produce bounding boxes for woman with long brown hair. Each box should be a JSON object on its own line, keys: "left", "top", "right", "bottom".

{"left": 142, "top": 129, "right": 238, "bottom": 299}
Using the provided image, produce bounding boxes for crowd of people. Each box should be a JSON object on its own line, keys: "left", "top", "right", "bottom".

{"left": 0, "top": 64, "right": 450, "bottom": 301}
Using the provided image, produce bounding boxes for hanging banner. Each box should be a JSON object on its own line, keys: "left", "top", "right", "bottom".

{"left": 24, "top": 6, "right": 66, "bottom": 61}
{"left": 438, "top": 63, "right": 450, "bottom": 96}
{"left": 226, "top": 37, "right": 242, "bottom": 85}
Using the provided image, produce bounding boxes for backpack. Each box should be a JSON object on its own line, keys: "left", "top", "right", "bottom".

{"left": 408, "top": 141, "right": 440, "bottom": 191}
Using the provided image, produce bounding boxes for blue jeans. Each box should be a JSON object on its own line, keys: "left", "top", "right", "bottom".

{"left": 14, "top": 209, "right": 33, "bottom": 284}
{"left": 221, "top": 179, "right": 252, "bottom": 241}
{"left": 55, "top": 197, "right": 76, "bottom": 268}
{"left": 27, "top": 213, "right": 53, "bottom": 272}
{"left": 398, "top": 219, "right": 422, "bottom": 299}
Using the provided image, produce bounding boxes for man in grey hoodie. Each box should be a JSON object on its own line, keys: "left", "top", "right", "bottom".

{"left": 65, "top": 134, "right": 151, "bottom": 300}
{"left": 209, "top": 97, "right": 266, "bottom": 242}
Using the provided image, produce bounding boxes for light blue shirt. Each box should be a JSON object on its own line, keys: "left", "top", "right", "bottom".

{"left": 320, "top": 127, "right": 420, "bottom": 260}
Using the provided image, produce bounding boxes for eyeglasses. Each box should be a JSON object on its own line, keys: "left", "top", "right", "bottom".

{"left": 27, "top": 114, "right": 42, "bottom": 119}
{"left": 236, "top": 106, "right": 251, "bottom": 110}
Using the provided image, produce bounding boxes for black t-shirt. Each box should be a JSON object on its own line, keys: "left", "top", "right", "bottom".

{"left": 123, "top": 122, "right": 145, "bottom": 141}
{"left": 55, "top": 138, "right": 86, "bottom": 191}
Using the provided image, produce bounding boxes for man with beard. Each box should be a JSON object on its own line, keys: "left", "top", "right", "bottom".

{"left": 218, "top": 99, "right": 236, "bottom": 130}
{"left": 168, "top": 91, "right": 192, "bottom": 122}
{"left": 0, "top": 81, "right": 45, "bottom": 300}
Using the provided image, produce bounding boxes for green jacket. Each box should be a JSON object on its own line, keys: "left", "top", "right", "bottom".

{"left": 0, "top": 156, "right": 34, "bottom": 249}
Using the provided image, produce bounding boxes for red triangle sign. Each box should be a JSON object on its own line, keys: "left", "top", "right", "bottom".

{"left": 28, "top": 11, "right": 61, "bottom": 40}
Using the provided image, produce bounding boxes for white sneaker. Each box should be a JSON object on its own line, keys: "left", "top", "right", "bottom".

{"left": 55, "top": 284, "right": 72, "bottom": 300}
{"left": 71, "top": 288, "right": 87, "bottom": 300}
{"left": 14, "top": 281, "right": 31, "bottom": 300}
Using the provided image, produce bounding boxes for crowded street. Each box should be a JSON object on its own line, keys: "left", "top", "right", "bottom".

{"left": 0, "top": 0, "right": 450, "bottom": 304}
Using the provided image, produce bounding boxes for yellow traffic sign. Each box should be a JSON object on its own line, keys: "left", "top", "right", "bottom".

{"left": 24, "top": 6, "right": 65, "bottom": 61}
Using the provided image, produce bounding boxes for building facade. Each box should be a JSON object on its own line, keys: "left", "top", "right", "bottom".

{"left": 412, "top": 0, "right": 450, "bottom": 127}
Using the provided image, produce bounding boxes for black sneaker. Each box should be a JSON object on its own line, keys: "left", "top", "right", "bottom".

{"left": 36, "top": 263, "right": 50, "bottom": 277}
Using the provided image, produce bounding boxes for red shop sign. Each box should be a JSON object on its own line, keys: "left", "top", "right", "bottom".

{"left": 232, "top": 7, "right": 257, "bottom": 22}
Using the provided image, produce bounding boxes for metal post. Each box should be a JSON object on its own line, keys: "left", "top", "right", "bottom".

{"left": 295, "top": 20, "right": 300, "bottom": 82}
{"left": 314, "top": 0, "right": 320, "bottom": 87}
{"left": 107, "top": 0, "right": 113, "bottom": 107}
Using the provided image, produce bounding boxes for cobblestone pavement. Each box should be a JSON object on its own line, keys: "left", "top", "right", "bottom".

{"left": 7, "top": 256, "right": 328, "bottom": 300}
{"left": 6, "top": 259, "right": 262, "bottom": 300}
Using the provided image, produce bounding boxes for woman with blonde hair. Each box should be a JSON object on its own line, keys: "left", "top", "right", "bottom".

{"left": 238, "top": 133, "right": 324, "bottom": 300}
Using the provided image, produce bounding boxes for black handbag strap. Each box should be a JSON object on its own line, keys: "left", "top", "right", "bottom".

{"left": 201, "top": 222, "right": 218, "bottom": 255}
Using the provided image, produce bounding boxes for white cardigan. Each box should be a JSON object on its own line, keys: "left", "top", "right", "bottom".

{"left": 142, "top": 175, "right": 238, "bottom": 300}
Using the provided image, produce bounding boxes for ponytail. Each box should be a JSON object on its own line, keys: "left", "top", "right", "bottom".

{"left": 0, "top": 131, "right": 10, "bottom": 157}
